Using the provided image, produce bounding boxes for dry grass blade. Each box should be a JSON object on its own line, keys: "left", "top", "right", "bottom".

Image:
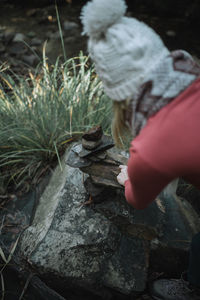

{"left": 0, "top": 62, "right": 9, "bottom": 73}
{"left": 7, "top": 235, "right": 20, "bottom": 264}
{"left": 42, "top": 40, "right": 48, "bottom": 73}
{"left": 0, "top": 272, "right": 5, "bottom": 300}
{"left": 0, "top": 248, "right": 7, "bottom": 264}
{"left": 54, "top": 142, "right": 62, "bottom": 171}
{"left": 0, "top": 235, "right": 20, "bottom": 274}
{"left": 55, "top": 3, "right": 66, "bottom": 62}
{"left": 19, "top": 273, "right": 34, "bottom": 300}
{"left": 0, "top": 75, "right": 13, "bottom": 91}
{"left": 0, "top": 215, "right": 5, "bottom": 235}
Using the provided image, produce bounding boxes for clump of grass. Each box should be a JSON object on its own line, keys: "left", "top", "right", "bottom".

{"left": 0, "top": 52, "right": 112, "bottom": 192}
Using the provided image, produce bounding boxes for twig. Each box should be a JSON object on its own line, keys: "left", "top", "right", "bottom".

{"left": 19, "top": 273, "right": 34, "bottom": 300}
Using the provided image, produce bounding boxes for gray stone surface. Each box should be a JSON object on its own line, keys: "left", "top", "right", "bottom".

{"left": 19, "top": 146, "right": 200, "bottom": 298}
{"left": 22, "top": 54, "right": 38, "bottom": 66}
{"left": 13, "top": 33, "right": 26, "bottom": 42}
{"left": 63, "top": 21, "right": 79, "bottom": 32}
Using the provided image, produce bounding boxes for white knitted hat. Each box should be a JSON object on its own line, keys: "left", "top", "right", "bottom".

{"left": 81, "top": 0, "right": 170, "bottom": 101}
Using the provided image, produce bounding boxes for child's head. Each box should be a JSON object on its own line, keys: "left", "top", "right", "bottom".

{"left": 81, "top": 0, "right": 169, "bottom": 147}
{"left": 81, "top": 0, "right": 169, "bottom": 102}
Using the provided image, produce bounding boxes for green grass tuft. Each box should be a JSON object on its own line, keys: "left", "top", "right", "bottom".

{"left": 0, "top": 53, "right": 112, "bottom": 192}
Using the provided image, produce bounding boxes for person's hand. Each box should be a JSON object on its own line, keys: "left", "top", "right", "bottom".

{"left": 117, "top": 165, "right": 129, "bottom": 186}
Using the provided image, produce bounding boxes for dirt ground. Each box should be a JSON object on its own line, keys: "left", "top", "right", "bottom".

{"left": 0, "top": 1, "right": 200, "bottom": 75}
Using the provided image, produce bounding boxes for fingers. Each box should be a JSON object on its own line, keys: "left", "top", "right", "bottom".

{"left": 117, "top": 165, "right": 129, "bottom": 186}
{"left": 117, "top": 173, "right": 124, "bottom": 186}
{"left": 119, "top": 164, "right": 127, "bottom": 169}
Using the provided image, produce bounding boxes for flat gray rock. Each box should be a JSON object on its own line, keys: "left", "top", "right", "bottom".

{"left": 19, "top": 145, "right": 200, "bottom": 298}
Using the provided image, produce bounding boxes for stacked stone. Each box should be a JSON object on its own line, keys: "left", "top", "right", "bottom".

{"left": 66, "top": 126, "right": 128, "bottom": 201}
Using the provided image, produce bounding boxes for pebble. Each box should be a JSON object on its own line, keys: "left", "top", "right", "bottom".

{"left": 64, "top": 36, "right": 76, "bottom": 43}
{"left": 30, "top": 37, "right": 42, "bottom": 46}
{"left": 45, "top": 30, "right": 53, "bottom": 38}
{"left": 49, "top": 31, "right": 61, "bottom": 39}
{"left": 27, "top": 31, "right": 36, "bottom": 38}
{"left": 26, "top": 8, "right": 38, "bottom": 17}
{"left": 13, "top": 33, "right": 26, "bottom": 42}
{"left": 22, "top": 54, "right": 37, "bottom": 66}
{"left": 4, "top": 29, "right": 15, "bottom": 43}
{"left": 9, "top": 42, "right": 27, "bottom": 55}
{"left": 82, "top": 138, "right": 102, "bottom": 150}
{"left": 63, "top": 21, "right": 78, "bottom": 31}
{"left": 0, "top": 42, "right": 5, "bottom": 53}
{"left": 166, "top": 30, "right": 176, "bottom": 37}
{"left": 82, "top": 126, "right": 103, "bottom": 141}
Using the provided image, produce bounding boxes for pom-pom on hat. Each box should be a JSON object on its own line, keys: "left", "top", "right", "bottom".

{"left": 81, "top": 0, "right": 169, "bottom": 101}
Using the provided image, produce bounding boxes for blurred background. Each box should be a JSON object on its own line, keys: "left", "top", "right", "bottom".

{"left": 0, "top": 0, "right": 200, "bottom": 75}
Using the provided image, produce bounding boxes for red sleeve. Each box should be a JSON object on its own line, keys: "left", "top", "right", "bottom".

{"left": 124, "top": 79, "right": 200, "bottom": 209}
{"left": 124, "top": 148, "right": 174, "bottom": 209}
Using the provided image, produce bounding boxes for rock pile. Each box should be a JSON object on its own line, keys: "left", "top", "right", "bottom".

{"left": 66, "top": 126, "right": 127, "bottom": 201}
